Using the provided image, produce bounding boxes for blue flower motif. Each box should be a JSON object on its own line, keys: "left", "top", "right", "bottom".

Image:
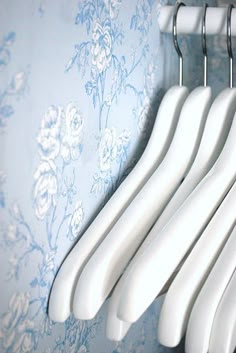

{"left": 7, "top": 71, "right": 28, "bottom": 96}
{"left": 0, "top": 191, "right": 5, "bottom": 208}
{"left": 104, "top": 0, "right": 122, "bottom": 19}
{"left": 0, "top": 32, "right": 16, "bottom": 71}
{"left": 130, "top": 0, "right": 152, "bottom": 36}
{"left": 33, "top": 160, "right": 58, "bottom": 220}
{"left": 40, "top": 105, "right": 62, "bottom": 136}
{"left": 75, "top": 2, "right": 96, "bottom": 34}
{"left": 0, "top": 49, "right": 10, "bottom": 71}
{"left": 137, "top": 93, "right": 152, "bottom": 134}
{"left": 0, "top": 292, "right": 38, "bottom": 353}
{"left": 91, "top": 19, "right": 113, "bottom": 73}
{"left": 0, "top": 69, "right": 29, "bottom": 130}
{"left": 63, "top": 317, "right": 92, "bottom": 352}
{"left": 98, "top": 128, "right": 117, "bottom": 172}
{"left": 92, "top": 127, "right": 131, "bottom": 194}
{"left": 116, "top": 129, "right": 130, "bottom": 162}
{"left": 42, "top": 251, "right": 56, "bottom": 275}
{"left": 67, "top": 325, "right": 77, "bottom": 348}
{"left": 0, "top": 104, "right": 14, "bottom": 118}
{"left": 0, "top": 104, "right": 14, "bottom": 127}
{"left": 68, "top": 201, "right": 84, "bottom": 240}
{"left": 145, "top": 62, "right": 157, "bottom": 96}
{"left": 37, "top": 128, "right": 61, "bottom": 161}
{"left": 4, "top": 32, "right": 16, "bottom": 46}
{"left": 91, "top": 173, "right": 108, "bottom": 194}
{"left": 11, "top": 203, "right": 24, "bottom": 222}
{"left": 61, "top": 103, "right": 83, "bottom": 162}
{"left": 85, "top": 80, "right": 96, "bottom": 96}
{"left": 98, "top": 127, "right": 131, "bottom": 172}
{"left": 37, "top": 105, "right": 63, "bottom": 161}
{"left": 0, "top": 171, "right": 6, "bottom": 208}
{"left": 4, "top": 224, "right": 22, "bottom": 245}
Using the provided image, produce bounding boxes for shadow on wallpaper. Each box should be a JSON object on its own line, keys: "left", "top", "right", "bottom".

{"left": 0, "top": 0, "right": 232, "bottom": 352}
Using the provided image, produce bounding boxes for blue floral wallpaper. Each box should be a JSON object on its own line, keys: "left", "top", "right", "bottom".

{"left": 0, "top": 0, "right": 232, "bottom": 352}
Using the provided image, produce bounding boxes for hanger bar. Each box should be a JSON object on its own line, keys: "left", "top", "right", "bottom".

{"left": 158, "top": 6, "right": 236, "bottom": 36}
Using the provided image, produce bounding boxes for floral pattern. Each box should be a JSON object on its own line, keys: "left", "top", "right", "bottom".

{"left": 91, "top": 19, "right": 113, "bottom": 73}
{"left": 90, "top": 128, "right": 130, "bottom": 196}
{"left": 0, "top": 31, "right": 29, "bottom": 128}
{"left": 0, "top": 170, "right": 6, "bottom": 208}
{"left": 0, "top": 0, "right": 223, "bottom": 352}
{"left": 61, "top": 103, "right": 83, "bottom": 162}
{"left": 0, "top": 32, "right": 15, "bottom": 71}
{"left": 69, "top": 201, "right": 84, "bottom": 240}
{"left": 37, "top": 106, "right": 62, "bottom": 161}
{"left": 33, "top": 161, "right": 58, "bottom": 220}
{"left": 0, "top": 293, "right": 38, "bottom": 353}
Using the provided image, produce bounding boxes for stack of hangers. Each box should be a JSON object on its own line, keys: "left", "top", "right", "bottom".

{"left": 48, "top": 3, "right": 236, "bottom": 353}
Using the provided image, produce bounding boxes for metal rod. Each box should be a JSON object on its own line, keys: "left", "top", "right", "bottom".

{"left": 227, "top": 4, "right": 234, "bottom": 88}
{"left": 173, "top": 2, "right": 185, "bottom": 87}
{"left": 159, "top": 6, "right": 236, "bottom": 36}
{"left": 202, "top": 4, "right": 208, "bottom": 87}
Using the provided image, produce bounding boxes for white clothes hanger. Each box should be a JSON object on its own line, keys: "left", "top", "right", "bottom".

{"left": 106, "top": 5, "right": 236, "bottom": 340}
{"left": 158, "top": 6, "right": 236, "bottom": 347}
{"left": 73, "top": 83, "right": 211, "bottom": 320}
{"left": 48, "top": 11, "right": 189, "bottom": 324}
{"left": 186, "top": 8, "right": 236, "bottom": 353}
{"left": 49, "top": 90, "right": 187, "bottom": 324}
{"left": 107, "top": 88, "right": 236, "bottom": 342}
{"left": 209, "top": 268, "right": 236, "bottom": 353}
{"left": 117, "top": 108, "right": 236, "bottom": 324}
{"left": 158, "top": 181, "right": 236, "bottom": 347}
{"left": 149, "top": 3, "right": 236, "bottom": 235}
{"left": 185, "top": 225, "right": 236, "bottom": 353}
{"left": 72, "top": 3, "right": 212, "bottom": 320}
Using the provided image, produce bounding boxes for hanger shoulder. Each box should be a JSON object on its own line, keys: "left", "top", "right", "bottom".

{"left": 145, "top": 86, "right": 189, "bottom": 161}
{"left": 48, "top": 86, "right": 188, "bottom": 323}
{"left": 155, "top": 88, "right": 236, "bottom": 232}
{"left": 106, "top": 278, "right": 131, "bottom": 341}
{"left": 72, "top": 87, "right": 211, "bottom": 320}
{"left": 117, "top": 114, "right": 236, "bottom": 324}
{"left": 209, "top": 267, "right": 236, "bottom": 353}
{"left": 106, "top": 88, "right": 236, "bottom": 342}
{"left": 185, "top": 224, "right": 236, "bottom": 353}
{"left": 158, "top": 180, "right": 236, "bottom": 347}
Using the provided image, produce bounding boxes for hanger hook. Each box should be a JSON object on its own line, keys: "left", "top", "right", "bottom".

{"left": 227, "top": 4, "right": 234, "bottom": 88}
{"left": 202, "top": 3, "right": 208, "bottom": 87}
{"left": 173, "top": 2, "right": 185, "bottom": 87}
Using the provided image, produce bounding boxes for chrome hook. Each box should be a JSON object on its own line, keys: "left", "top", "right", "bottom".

{"left": 173, "top": 2, "right": 185, "bottom": 87}
{"left": 202, "top": 3, "right": 208, "bottom": 87}
{"left": 227, "top": 4, "right": 234, "bottom": 88}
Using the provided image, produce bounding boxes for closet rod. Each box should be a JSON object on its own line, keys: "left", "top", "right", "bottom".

{"left": 158, "top": 6, "right": 236, "bottom": 36}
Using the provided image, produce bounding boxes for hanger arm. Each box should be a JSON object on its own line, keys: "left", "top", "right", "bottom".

{"left": 154, "top": 88, "right": 236, "bottom": 232}
{"left": 185, "top": 224, "right": 236, "bottom": 353}
{"left": 105, "top": 88, "right": 236, "bottom": 341}
{"left": 117, "top": 113, "right": 236, "bottom": 324}
{"left": 72, "top": 87, "right": 211, "bottom": 320}
{"left": 209, "top": 267, "right": 236, "bottom": 353}
{"left": 158, "top": 181, "right": 236, "bottom": 347}
{"left": 48, "top": 86, "right": 188, "bottom": 322}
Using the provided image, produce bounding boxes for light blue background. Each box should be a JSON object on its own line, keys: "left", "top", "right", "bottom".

{"left": 0, "top": 0, "right": 235, "bottom": 352}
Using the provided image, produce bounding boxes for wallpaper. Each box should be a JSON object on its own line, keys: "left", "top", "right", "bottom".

{"left": 0, "top": 0, "right": 231, "bottom": 352}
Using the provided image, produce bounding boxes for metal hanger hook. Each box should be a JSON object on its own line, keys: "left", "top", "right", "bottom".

{"left": 173, "top": 2, "right": 186, "bottom": 87}
{"left": 227, "top": 4, "right": 234, "bottom": 88}
{"left": 202, "top": 3, "right": 208, "bottom": 87}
